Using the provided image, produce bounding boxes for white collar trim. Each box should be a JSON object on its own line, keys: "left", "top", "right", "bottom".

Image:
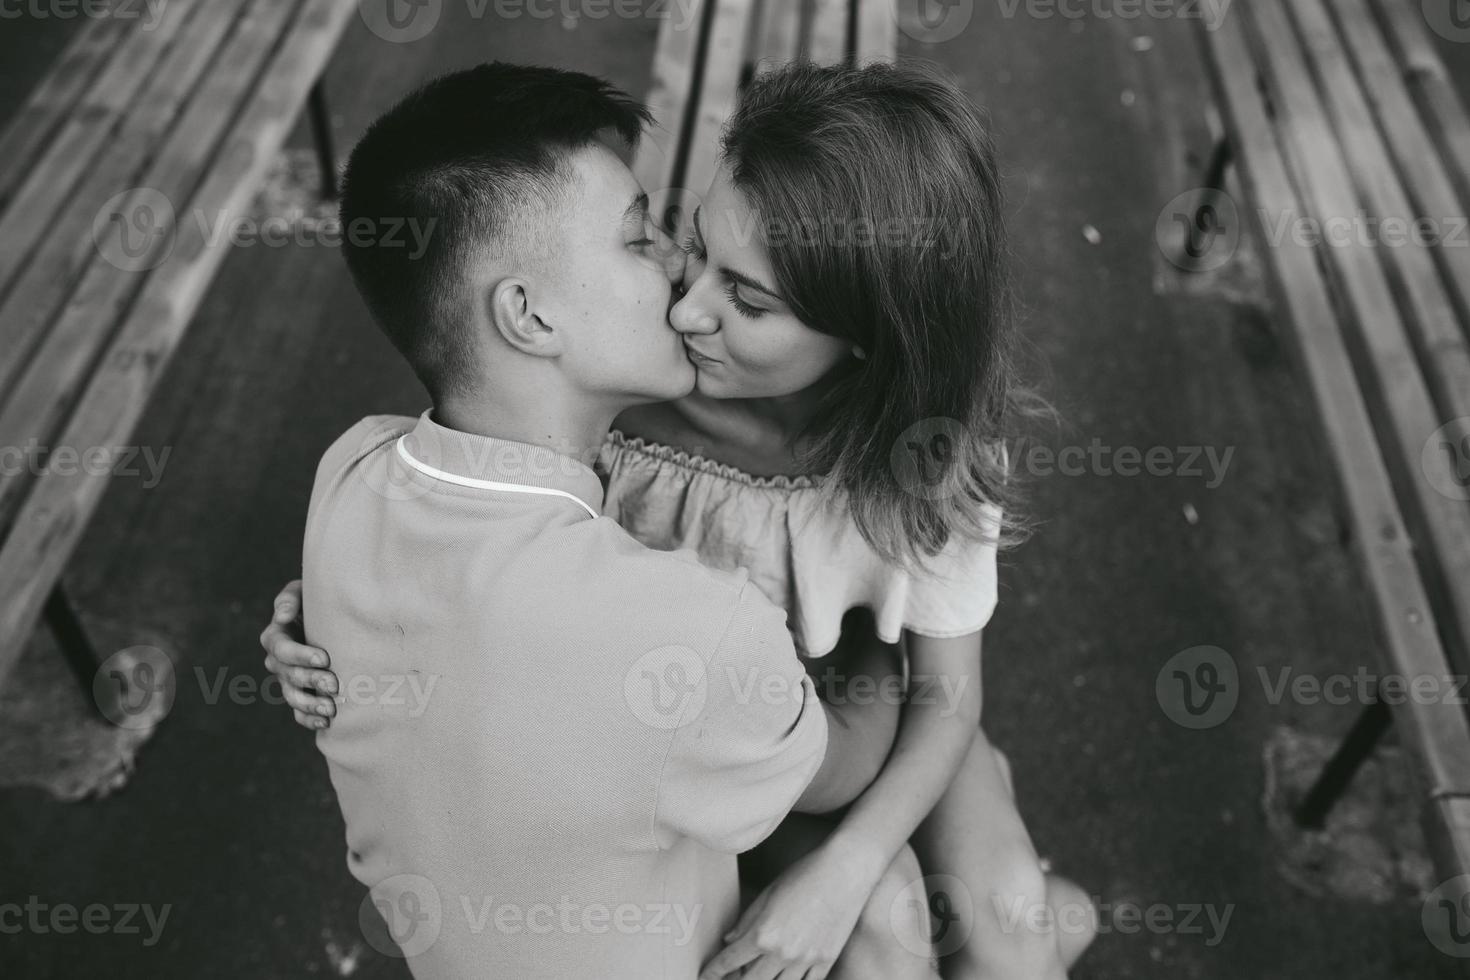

{"left": 395, "top": 436, "right": 599, "bottom": 519}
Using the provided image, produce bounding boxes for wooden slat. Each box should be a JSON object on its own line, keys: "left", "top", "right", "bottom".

{"left": 1285, "top": 0, "right": 1470, "bottom": 436}
{"left": 1199, "top": 10, "right": 1470, "bottom": 796}
{"left": 0, "top": 0, "right": 203, "bottom": 302}
{"left": 1370, "top": 0, "right": 1470, "bottom": 211}
{"left": 0, "top": 4, "right": 133, "bottom": 212}
{"left": 806, "top": 0, "right": 849, "bottom": 64}
{"left": 1328, "top": 0, "right": 1470, "bottom": 333}
{"left": 631, "top": 0, "right": 710, "bottom": 200}
{"left": 0, "top": 0, "right": 357, "bottom": 691}
{"left": 1245, "top": 0, "right": 1470, "bottom": 658}
{"left": 856, "top": 0, "right": 897, "bottom": 64}
{"left": 1425, "top": 797, "right": 1470, "bottom": 883}
{"left": 0, "top": 0, "right": 256, "bottom": 403}
{"left": 0, "top": 0, "right": 306, "bottom": 532}
{"left": 753, "top": 0, "right": 801, "bottom": 68}
{"left": 679, "top": 0, "right": 759, "bottom": 224}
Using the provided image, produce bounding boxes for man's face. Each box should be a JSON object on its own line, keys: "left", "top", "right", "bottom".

{"left": 530, "top": 142, "right": 696, "bottom": 405}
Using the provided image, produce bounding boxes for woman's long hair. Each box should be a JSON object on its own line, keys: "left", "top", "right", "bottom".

{"left": 722, "top": 60, "right": 1038, "bottom": 569}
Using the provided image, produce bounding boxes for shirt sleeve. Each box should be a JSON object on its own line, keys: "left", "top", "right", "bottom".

{"left": 898, "top": 504, "right": 1003, "bottom": 640}
{"left": 654, "top": 582, "right": 829, "bottom": 854}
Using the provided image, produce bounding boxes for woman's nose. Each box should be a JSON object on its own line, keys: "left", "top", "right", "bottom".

{"left": 669, "top": 290, "right": 718, "bottom": 335}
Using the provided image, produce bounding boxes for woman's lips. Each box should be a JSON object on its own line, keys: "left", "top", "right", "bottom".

{"left": 683, "top": 341, "right": 719, "bottom": 365}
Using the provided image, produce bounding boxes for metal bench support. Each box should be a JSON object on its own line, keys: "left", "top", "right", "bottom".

{"left": 307, "top": 79, "right": 339, "bottom": 199}
{"left": 1293, "top": 698, "right": 1393, "bottom": 829}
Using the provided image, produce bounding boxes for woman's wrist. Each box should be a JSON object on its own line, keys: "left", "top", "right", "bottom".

{"left": 823, "top": 824, "right": 900, "bottom": 886}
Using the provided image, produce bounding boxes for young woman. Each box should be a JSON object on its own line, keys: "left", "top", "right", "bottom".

{"left": 262, "top": 61, "right": 1094, "bottom": 980}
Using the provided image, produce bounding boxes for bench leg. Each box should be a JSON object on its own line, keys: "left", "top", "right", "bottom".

{"left": 1183, "top": 137, "right": 1234, "bottom": 262}
{"left": 43, "top": 585, "right": 117, "bottom": 718}
{"left": 307, "top": 80, "right": 339, "bottom": 200}
{"left": 1293, "top": 698, "right": 1393, "bottom": 829}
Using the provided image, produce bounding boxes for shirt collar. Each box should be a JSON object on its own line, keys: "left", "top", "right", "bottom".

{"left": 399, "top": 410, "right": 604, "bottom": 518}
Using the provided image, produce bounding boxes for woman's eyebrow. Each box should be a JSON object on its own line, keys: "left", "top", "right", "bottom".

{"left": 693, "top": 206, "right": 782, "bottom": 302}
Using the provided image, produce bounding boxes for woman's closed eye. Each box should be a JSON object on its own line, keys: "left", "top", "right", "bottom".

{"left": 681, "top": 234, "right": 764, "bottom": 318}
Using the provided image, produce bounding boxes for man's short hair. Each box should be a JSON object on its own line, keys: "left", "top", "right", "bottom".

{"left": 340, "top": 62, "right": 651, "bottom": 401}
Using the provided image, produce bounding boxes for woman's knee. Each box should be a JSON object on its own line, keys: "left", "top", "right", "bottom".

{"left": 1047, "top": 873, "right": 1097, "bottom": 967}
{"left": 837, "top": 845, "right": 937, "bottom": 980}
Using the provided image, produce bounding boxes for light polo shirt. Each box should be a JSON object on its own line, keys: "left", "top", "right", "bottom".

{"left": 302, "top": 411, "right": 827, "bottom": 980}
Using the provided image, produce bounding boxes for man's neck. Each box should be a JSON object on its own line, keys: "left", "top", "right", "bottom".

{"left": 434, "top": 392, "right": 617, "bottom": 467}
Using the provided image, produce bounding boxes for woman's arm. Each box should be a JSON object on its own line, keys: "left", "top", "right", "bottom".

{"left": 822, "top": 630, "right": 983, "bottom": 881}
{"left": 259, "top": 579, "right": 339, "bottom": 728}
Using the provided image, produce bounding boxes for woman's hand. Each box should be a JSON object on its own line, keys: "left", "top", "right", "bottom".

{"left": 698, "top": 843, "right": 883, "bottom": 980}
{"left": 258, "top": 579, "right": 339, "bottom": 729}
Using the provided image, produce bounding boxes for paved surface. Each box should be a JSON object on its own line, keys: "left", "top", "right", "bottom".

{"left": 2, "top": 3, "right": 1470, "bottom": 978}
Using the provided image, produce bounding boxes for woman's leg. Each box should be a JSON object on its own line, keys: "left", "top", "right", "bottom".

{"left": 910, "top": 731, "right": 1096, "bottom": 980}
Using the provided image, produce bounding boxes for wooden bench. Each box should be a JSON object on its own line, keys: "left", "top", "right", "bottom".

{"left": 633, "top": 0, "right": 898, "bottom": 241}
{"left": 1196, "top": 0, "right": 1470, "bottom": 880}
{"left": 0, "top": 0, "right": 355, "bottom": 700}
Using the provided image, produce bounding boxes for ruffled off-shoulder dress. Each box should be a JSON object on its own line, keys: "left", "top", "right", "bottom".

{"left": 599, "top": 432, "right": 1002, "bottom": 658}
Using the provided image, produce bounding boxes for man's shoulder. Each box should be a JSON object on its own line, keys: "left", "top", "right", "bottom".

{"left": 317, "top": 415, "right": 416, "bottom": 478}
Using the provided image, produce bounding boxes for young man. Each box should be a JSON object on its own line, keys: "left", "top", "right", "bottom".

{"left": 288, "top": 64, "right": 935, "bottom": 979}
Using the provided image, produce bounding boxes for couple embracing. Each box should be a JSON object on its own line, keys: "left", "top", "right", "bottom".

{"left": 259, "top": 59, "right": 1094, "bottom": 979}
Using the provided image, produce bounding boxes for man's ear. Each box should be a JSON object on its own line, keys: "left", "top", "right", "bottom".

{"left": 488, "top": 278, "right": 560, "bottom": 357}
